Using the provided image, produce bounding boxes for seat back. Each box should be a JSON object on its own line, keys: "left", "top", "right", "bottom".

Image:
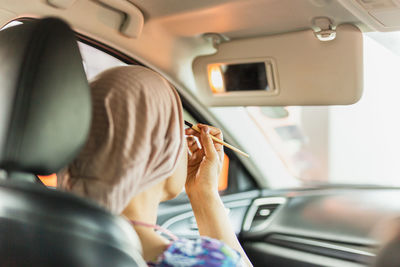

{"left": 0, "top": 17, "right": 145, "bottom": 266}
{"left": 0, "top": 180, "right": 144, "bottom": 266}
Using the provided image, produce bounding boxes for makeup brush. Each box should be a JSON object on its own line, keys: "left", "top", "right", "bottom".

{"left": 184, "top": 120, "right": 250, "bottom": 158}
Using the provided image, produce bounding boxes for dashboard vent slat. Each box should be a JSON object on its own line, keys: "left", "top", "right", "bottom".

{"left": 243, "top": 197, "right": 286, "bottom": 232}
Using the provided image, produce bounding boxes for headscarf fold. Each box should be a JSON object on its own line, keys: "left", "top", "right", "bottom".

{"left": 59, "top": 65, "right": 184, "bottom": 214}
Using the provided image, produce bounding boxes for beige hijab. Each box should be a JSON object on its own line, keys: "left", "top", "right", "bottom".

{"left": 59, "top": 65, "right": 185, "bottom": 214}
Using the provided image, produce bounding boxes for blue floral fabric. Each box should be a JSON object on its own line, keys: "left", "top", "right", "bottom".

{"left": 148, "top": 236, "right": 242, "bottom": 267}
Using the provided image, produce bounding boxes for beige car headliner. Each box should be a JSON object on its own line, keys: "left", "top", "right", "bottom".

{"left": 130, "top": 0, "right": 360, "bottom": 39}
{"left": 0, "top": 0, "right": 364, "bottom": 89}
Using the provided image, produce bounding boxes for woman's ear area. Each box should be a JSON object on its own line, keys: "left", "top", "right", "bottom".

{"left": 162, "top": 140, "right": 188, "bottom": 201}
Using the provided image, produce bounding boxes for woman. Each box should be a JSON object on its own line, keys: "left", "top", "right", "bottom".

{"left": 59, "top": 65, "right": 252, "bottom": 266}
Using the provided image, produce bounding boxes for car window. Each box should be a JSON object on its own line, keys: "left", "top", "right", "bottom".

{"left": 211, "top": 33, "right": 400, "bottom": 188}
{"left": 0, "top": 20, "right": 256, "bottom": 193}
{"left": 78, "top": 42, "right": 127, "bottom": 80}
{"left": 1, "top": 20, "right": 22, "bottom": 29}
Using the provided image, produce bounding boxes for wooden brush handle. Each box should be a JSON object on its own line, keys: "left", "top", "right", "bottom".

{"left": 191, "top": 125, "right": 249, "bottom": 158}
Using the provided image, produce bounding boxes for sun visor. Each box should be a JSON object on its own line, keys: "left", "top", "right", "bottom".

{"left": 192, "top": 24, "right": 363, "bottom": 106}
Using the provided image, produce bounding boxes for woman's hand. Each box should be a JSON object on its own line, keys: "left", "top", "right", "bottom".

{"left": 185, "top": 124, "right": 253, "bottom": 266}
{"left": 185, "top": 124, "right": 224, "bottom": 199}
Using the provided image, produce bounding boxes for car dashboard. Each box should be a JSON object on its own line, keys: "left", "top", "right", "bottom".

{"left": 158, "top": 187, "right": 400, "bottom": 266}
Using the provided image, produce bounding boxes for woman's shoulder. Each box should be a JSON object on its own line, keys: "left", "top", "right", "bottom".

{"left": 149, "top": 236, "right": 242, "bottom": 266}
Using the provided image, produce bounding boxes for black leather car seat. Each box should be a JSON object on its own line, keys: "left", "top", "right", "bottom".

{"left": 0, "top": 17, "right": 145, "bottom": 266}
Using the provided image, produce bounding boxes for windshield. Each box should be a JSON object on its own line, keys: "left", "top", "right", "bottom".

{"left": 210, "top": 33, "right": 400, "bottom": 188}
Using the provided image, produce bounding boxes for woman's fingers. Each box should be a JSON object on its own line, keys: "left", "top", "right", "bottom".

{"left": 186, "top": 123, "right": 222, "bottom": 137}
{"left": 186, "top": 135, "right": 197, "bottom": 147}
{"left": 186, "top": 123, "right": 224, "bottom": 161}
{"left": 186, "top": 124, "right": 223, "bottom": 140}
{"left": 197, "top": 124, "right": 224, "bottom": 160}
{"left": 185, "top": 128, "right": 200, "bottom": 138}
{"left": 186, "top": 136, "right": 201, "bottom": 154}
{"left": 198, "top": 123, "right": 223, "bottom": 141}
{"left": 199, "top": 126, "right": 218, "bottom": 160}
{"left": 185, "top": 135, "right": 203, "bottom": 163}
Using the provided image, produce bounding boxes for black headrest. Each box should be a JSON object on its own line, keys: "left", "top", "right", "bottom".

{"left": 0, "top": 18, "right": 91, "bottom": 175}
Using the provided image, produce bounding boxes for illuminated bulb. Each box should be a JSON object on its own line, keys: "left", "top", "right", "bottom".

{"left": 208, "top": 65, "right": 224, "bottom": 93}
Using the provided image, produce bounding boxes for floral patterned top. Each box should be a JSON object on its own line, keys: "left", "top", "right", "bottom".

{"left": 130, "top": 220, "right": 242, "bottom": 267}
{"left": 149, "top": 236, "right": 242, "bottom": 267}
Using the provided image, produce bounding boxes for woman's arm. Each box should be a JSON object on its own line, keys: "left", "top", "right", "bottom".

{"left": 185, "top": 124, "right": 253, "bottom": 267}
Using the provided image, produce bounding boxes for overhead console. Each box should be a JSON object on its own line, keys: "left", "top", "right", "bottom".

{"left": 193, "top": 24, "right": 363, "bottom": 106}
{"left": 339, "top": 0, "right": 400, "bottom": 31}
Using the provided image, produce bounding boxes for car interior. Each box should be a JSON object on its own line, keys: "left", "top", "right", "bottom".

{"left": 1, "top": 0, "right": 400, "bottom": 266}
